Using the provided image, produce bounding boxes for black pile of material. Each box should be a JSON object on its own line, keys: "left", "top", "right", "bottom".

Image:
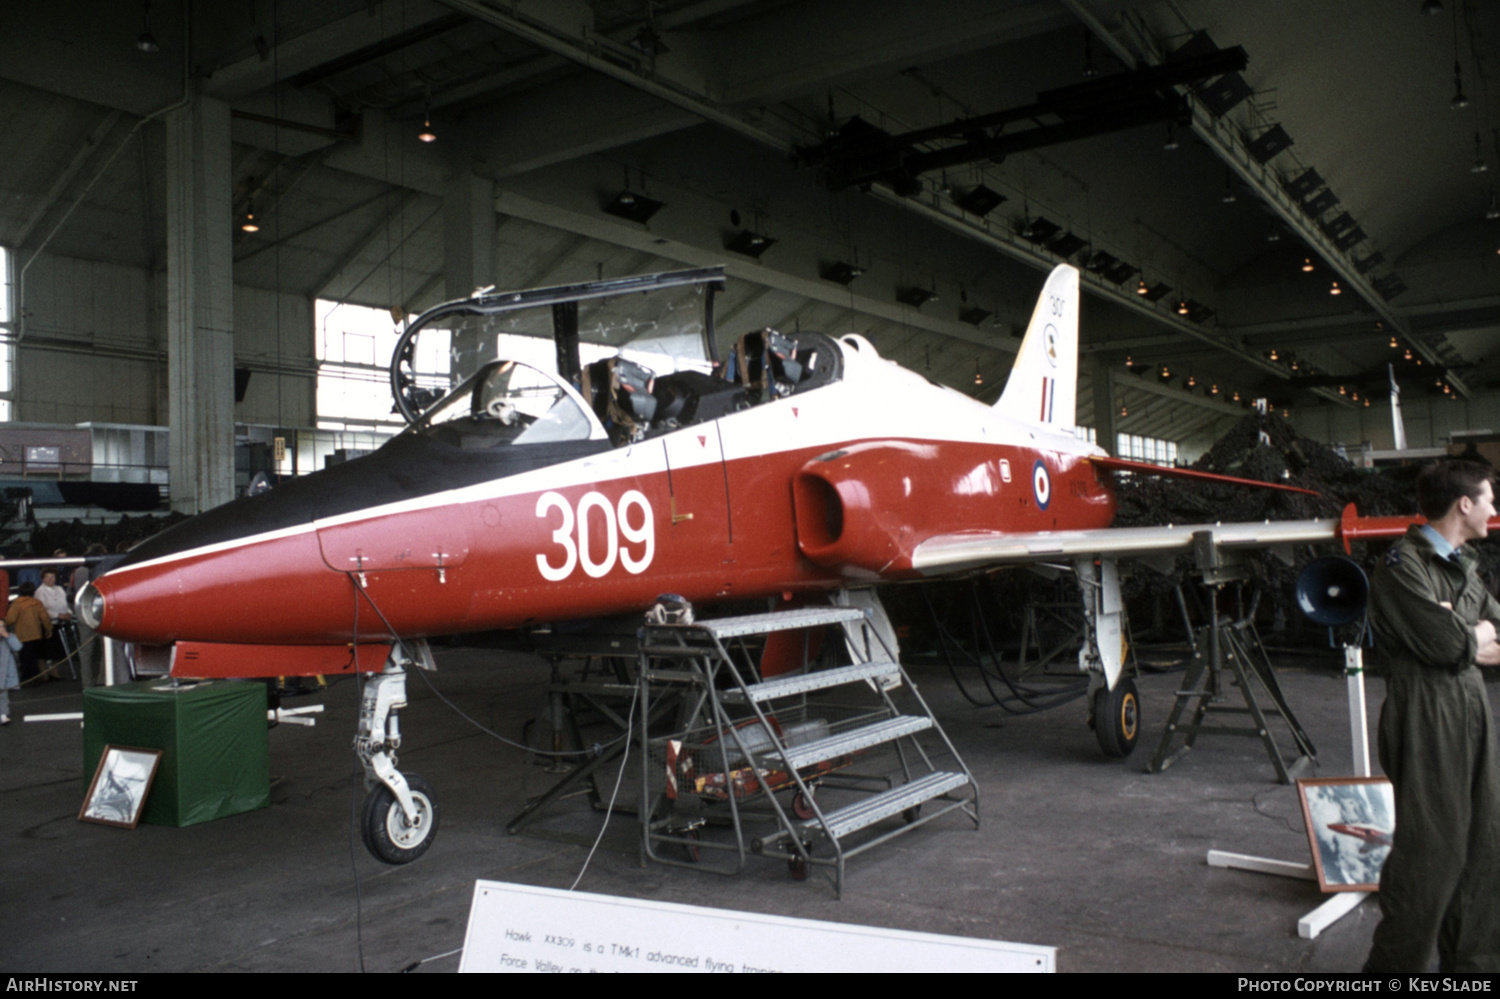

{"left": 1114, "top": 412, "right": 1500, "bottom": 640}
{"left": 3, "top": 512, "right": 186, "bottom": 561}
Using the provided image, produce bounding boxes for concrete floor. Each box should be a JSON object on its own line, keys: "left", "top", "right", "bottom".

{"left": 0, "top": 642, "right": 1439, "bottom": 973}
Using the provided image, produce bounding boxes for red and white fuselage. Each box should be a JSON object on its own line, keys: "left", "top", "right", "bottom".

{"left": 84, "top": 324, "right": 1116, "bottom": 675}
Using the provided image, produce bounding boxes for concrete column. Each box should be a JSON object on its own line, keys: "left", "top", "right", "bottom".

{"left": 444, "top": 171, "right": 496, "bottom": 301}
{"left": 165, "top": 95, "right": 235, "bottom": 514}
{"left": 445, "top": 171, "right": 496, "bottom": 377}
{"left": 1091, "top": 353, "right": 1117, "bottom": 455}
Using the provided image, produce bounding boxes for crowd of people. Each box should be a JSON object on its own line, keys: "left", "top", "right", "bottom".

{"left": 0, "top": 543, "right": 109, "bottom": 725}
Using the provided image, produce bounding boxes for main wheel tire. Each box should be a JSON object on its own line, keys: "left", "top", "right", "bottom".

{"left": 362, "top": 774, "right": 438, "bottom": 865}
{"left": 1093, "top": 677, "right": 1140, "bottom": 758}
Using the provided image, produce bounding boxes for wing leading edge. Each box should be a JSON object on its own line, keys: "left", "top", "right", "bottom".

{"left": 910, "top": 518, "right": 1341, "bottom": 575}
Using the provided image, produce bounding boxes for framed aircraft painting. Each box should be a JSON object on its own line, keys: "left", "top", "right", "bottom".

{"left": 1296, "top": 776, "right": 1395, "bottom": 892}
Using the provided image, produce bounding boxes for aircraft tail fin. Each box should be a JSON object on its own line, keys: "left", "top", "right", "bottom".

{"left": 994, "top": 264, "right": 1079, "bottom": 430}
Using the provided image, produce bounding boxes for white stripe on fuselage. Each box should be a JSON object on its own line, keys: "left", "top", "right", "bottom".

{"left": 112, "top": 336, "right": 1103, "bottom": 577}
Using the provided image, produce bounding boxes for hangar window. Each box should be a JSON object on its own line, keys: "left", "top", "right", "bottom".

{"left": 1116, "top": 433, "right": 1178, "bottom": 467}
{"left": 315, "top": 299, "right": 445, "bottom": 432}
{"left": 0, "top": 245, "right": 11, "bottom": 421}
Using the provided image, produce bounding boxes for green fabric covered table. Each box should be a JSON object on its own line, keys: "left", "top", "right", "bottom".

{"left": 83, "top": 680, "right": 270, "bottom": 827}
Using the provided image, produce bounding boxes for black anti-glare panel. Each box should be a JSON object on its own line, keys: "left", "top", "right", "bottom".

{"left": 1169, "top": 30, "right": 1219, "bottom": 63}
{"left": 896, "top": 287, "right": 936, "bottom": 308}
{"left": 821, "top": 261, "right": 863, "bottom": 285}
{"left": 1334, "top": 226, "right": 1366, "bottom": 251}
{"left": 1304, "top": 189, "right": 1340, "bottom": 216}
{"left": 1199, "top": 72, "right": 1252, "bottom": 117}
{"left": 959, "top": 307, "right": 992, "bottom": 326}
{"left": 1374, "top": 274, "right": 1407, "bottom": 299}
{"left": 1084, "top": 251, "right": 1118, "bottom": 273}
{"left": 955, "top": 184, "right": 1006, "bottom": 216}
{"left": 1284, "top": 168, "right": 1324, "bottom": 199}
{"left": 1142, "top": 282, "right": 1171, "bottom": 302}
{"left": 726, "top": 230, "right": 776, "bottom": 258}
{"left": 1323, "top": 212, "right": 1357, "bottom": 236}
{"left": 1103, "top": 262, "right": 1138, "bottom": 285}
{"left": 1355, "top": 252, "right": 1385, "bottom": 274}
{"left": 1021, "top": 217, "right": 1061, "bottom": 243}
{"left": 1050, "top": 232, "right": 1088, "bottom": 257}
{"left": 1184, "top": 300, "right": 1215, "bottom": 324}
{"left": 603, "top": 191, "right": 664, "bottom": 223}
{"left": 1248, "top": 124, "right": 1293, "bottom": 163}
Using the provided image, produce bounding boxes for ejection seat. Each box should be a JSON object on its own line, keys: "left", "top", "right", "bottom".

{"left": 580, "top": 356, "right": 658, "bottom": 446}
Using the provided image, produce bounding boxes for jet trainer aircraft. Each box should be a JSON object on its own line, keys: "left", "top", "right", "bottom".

{"left": 80, "top": 263, "right": 1355, "bottom": 863}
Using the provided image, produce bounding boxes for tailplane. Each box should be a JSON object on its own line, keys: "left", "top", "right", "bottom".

{"left": 994, "top": 264, "right": 1079, "bottom": 430}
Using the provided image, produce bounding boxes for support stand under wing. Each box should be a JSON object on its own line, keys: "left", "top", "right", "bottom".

{"left": 1147, "top": 532, "right": 1316, "bottom": 783}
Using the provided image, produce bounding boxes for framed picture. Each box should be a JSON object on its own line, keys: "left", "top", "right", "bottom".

{"left": 1296, "top": 776, "right": 1395, "bottom": 892}
{"left": 79, "top": 745, "right": 163, "bottom": 829}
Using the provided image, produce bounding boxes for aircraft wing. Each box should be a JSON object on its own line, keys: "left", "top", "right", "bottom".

{"left": 910, "top": 518, "right": 1341, "bottom": 575}
{"left": 1087, "top": 456, "right": 1320, "bottom": 496}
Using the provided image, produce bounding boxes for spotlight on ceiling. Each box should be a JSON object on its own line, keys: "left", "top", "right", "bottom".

{"left": 1019, "top": 216, "right": 1060, "bottom": 244}
{"left": 417, "top": 117, "right": 436, "bottom": 143}
{"left": 1473, "top": 134, "right": 1489, "bottom": 174}
{"left": 726, "top": 230, "right": 776, "bottom": 258}
{"left": 820, "top": 261, "right": 863, "bottom": 286}
{"left": 973, "top": 359, "right": 983, "bottom": 386}
{"left": 954, "top": 185, "right": 1006, "bottom": 216}
{"left": 1452, "top": 60, "right": 1469, "bottom": 109}
{"left": 240, "top": 211, "right": 259, "bottom": 234}
{"left": 1330, "top": 281, "right": 1342, "bottom": 296}
{"left": 604, "top": 190, "right": 664, "bottom": 224}
{"left": 1163, "top": 122, "right": 1179, "bottom": 151}
{"left": 1301, "top": 257, "right": 1315, "bottom": 273}
{"left": 1422, "top": 0, "right": 1443, "bottom": 13}
{"left": 630, "top": 25, "right": 669, "bottom": 57}
{"left": 1486, "top": 190, "right": 1500, "bottom": 220}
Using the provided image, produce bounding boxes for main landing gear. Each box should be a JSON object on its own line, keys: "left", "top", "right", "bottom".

{"left": 356, "top": 642, "right": 439, "bottom": 864}
{"left": 1075, "top": 557, "right": 1139, "bottom": 758}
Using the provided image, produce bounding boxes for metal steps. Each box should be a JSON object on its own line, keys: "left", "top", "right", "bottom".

{"left": 800, "top": 770, "right": 969, "bottom": 840}
{"left": 637, "top": 600, "right": 979, "bottom": 897}
{"left": 721, "top": 660, "right": 901, "bottom": 703}
{"left": 768, "top": 715, "right": 931, "bottom": 770}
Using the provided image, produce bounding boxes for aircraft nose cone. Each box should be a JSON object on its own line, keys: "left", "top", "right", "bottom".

{"left": 76, "top": 582, "right": 105, "bottom": 631}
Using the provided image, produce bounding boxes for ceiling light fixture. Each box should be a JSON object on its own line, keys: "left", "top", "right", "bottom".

{"left": 240, "top": 211, "right": 259, "bottom": 234}
{"left": 1163, "top": 123, "right": 1179, "bottom": 151}
{"left": 1136, "top": 278, "right": 1149, "bottom": 296}
{"left": 417, "top": 116, "right": 436, "bottom": 143}
{"left": 1423, "top": 0, "right": 1443, "bottom": 13}
{"left": 1269, "top": 349, "right": 1279, "bottom": 361}
{"left": 973, "top": 360, "right": 983, "bottom": 386}
{"left": 1176, "top": 300, "right": 1189, "bottom": 316}
{"left": 1451, "top": 60, "right": 1469, "bottom": 109}
{"left": 1330, "top": 280, "right": 1342, "bottom": 295}
{"left": 1473, "top": 133, "right": 1489, "bottom": 173}
{"left": 136, "top": 1, "right": 160, "bottom": 53}
{"left": 1301, "top": 257, "right": 1314, "bottom": 273}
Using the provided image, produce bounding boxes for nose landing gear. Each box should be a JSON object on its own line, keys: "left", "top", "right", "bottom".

{"left": 355, "top": 642, "right": 439, "bottom": 864}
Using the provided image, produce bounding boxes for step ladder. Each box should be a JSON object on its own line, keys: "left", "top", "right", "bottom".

{"left": 638, "top": 605, "right": 979, "bottom": 897}
{"left": 1147, "top": 595, "right": 1316, "bottom": 784}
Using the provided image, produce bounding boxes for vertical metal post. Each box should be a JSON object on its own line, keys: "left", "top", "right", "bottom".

{"left": 1344, "top": 645, "right": 1371, "bottom": 778}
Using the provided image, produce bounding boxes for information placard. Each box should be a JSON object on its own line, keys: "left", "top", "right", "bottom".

{"left": 460, "top": 880, "right": 1055, "bottom": 973}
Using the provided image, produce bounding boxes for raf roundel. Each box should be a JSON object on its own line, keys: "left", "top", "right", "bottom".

{"left": 1032, "top": 459, "right": 1052, "bottom": 510}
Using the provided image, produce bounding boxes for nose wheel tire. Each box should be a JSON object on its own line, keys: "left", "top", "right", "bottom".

{"left": 362, "top": 774, "right": 439, "bottom": 864}
{"left": 1093, "top": 677, "right": 1140, "bottom": 758}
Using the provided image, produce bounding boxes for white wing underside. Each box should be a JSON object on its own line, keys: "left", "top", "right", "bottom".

{"left": 911, "top": 518, "right": 1341, "bottom": 575}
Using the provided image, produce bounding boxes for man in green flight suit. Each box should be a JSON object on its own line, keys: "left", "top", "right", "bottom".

{"left": 1365, "top": 460, "right": 1500, "bottom": 972}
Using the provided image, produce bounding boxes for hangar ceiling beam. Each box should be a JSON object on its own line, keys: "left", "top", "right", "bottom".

{"left": 312, "top": 191, "right": 429, "bottom": 302}
{"left": 12, "top": 110, "right": 124, "bottom": 249}
{"left": 1061, "top": 0, "right": 1469, "bottom": 399}
{"left": 1116, "top": 370, "right": 1248, "bottom": 418}
{"left": 490, "top": 189, "right": 1019, "bottom": 357}
{"left": 204, "top": 1, "right": 456, "bottom": 102}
